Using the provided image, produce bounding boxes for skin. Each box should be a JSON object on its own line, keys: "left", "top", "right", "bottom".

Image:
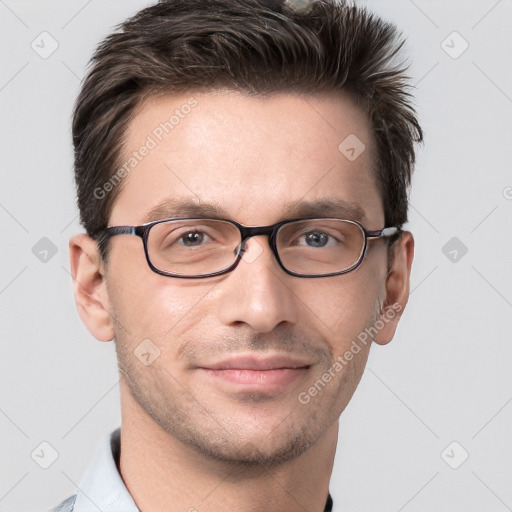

{"left": 70, "top": 90, "right": 414, "bottom": 512}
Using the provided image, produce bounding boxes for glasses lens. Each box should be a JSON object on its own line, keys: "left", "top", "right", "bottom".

{"left": 276, "top": 219, "right": 365, "bottom": 275}
{"left": 147, "top": 219, "right": 241, "bottom": 276}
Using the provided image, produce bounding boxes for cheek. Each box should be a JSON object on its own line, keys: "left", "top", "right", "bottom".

{"left": 301, "top": 268, "right": 383, "bottom": 349}
{"left": 106, "top": 243, "right": 218, "bottom": 345}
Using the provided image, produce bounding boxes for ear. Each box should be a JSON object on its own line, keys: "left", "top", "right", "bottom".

{"left": 373, "top": 231, "right": 414, "bottom": 345}
{"left": 69, "top": 234, "right": 115, "bottom": 342}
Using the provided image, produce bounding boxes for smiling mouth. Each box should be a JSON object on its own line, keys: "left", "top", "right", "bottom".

{"left": 196, "top": 354, "right": 312, "bottom": 391}
{"left": 198, "top": 354, "right": 312, "bottom": 371}
{"left": 199, "top": 367, "right": 310, "bottom": 392}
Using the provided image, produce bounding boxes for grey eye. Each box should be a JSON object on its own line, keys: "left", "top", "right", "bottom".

{"left": 305, "top": 232, "right": 329, "bottom": 247}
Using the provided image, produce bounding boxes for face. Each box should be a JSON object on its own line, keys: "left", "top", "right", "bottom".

{"left": 71, "top": 90, "right": 413, "bottom": 466}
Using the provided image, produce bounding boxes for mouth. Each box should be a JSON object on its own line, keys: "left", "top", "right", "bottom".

{"left": 200, "top": 354, "right": 312, "bottom": 371}
{"left": 196, "top": 354, "right": 312, "bottom": 393}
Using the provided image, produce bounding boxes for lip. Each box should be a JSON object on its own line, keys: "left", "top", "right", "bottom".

{"left": 197, "top": 354, "right": 312, "bottom": 371}
{"left": 196, "top": 354, "right": 311, "bottom": 393}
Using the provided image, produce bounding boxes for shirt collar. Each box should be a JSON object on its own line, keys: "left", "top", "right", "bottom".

{"left": 73, "top": 428, "right": 138, "bottom": 512}
{"left": 73, "top": 428, "right": 337, "bottom": 512}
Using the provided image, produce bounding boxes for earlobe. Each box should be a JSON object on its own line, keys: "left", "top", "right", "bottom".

{"left": 69, "top": 234, "right": 115, "bottom": 342}
{"left": 373, "top": 231, "right": 414, "bottom": 346}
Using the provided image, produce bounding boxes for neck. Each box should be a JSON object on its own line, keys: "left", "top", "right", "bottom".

{"left": 118, "top": 383, "right": 338, "bottom": 512}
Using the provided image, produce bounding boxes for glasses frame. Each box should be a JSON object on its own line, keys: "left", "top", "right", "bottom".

{"left": 100, "top": 217, "right": 400, "bottom": 279}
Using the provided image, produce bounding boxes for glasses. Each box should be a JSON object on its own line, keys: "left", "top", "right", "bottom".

{"left": 99, "top": 217, "right": 400, "bottom": 279}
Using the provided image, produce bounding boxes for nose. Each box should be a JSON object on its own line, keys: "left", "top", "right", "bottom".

{"left": 216, "top": 237, "right": 300, "bottom": 333}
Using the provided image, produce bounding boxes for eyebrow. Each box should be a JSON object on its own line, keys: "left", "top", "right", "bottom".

{"left": 142, "top": 197, "right": 366, "bottom": 224}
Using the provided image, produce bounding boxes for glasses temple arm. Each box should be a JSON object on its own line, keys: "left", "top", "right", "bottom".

{"left": 366, "top": 226, "right": 401, "bottom": 238}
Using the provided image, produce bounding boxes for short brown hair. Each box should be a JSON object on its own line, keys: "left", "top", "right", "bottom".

{"left": 72, "top": 0, "right": 422, "bottom": 255}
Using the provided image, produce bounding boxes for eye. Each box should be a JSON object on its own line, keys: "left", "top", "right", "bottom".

{"left": 304, "top": 231, "right": 330, "bottom": 248}
{"left": 297, "top": 229, "right": 341, "bottom": 248}
{"left": 179, "top": 231, "right": 208, "bottom": 246}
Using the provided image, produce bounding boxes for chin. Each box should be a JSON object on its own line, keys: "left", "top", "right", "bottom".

{"left": 187, "top": 428, "right": 316, "bottom": 466}
{"left": 171, "top": 406, "right": 332, "bottom": 467}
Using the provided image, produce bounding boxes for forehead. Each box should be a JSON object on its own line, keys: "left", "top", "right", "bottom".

{"left": 110, "top": 90, "right": 383, "bottom": 226}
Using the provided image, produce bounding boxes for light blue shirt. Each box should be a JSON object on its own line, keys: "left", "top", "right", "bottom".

{"left": 49, "top": 428, "right": 137, "bottom": 512}
{"left": 49, "top": 428, "right": 339, "bottom": 512}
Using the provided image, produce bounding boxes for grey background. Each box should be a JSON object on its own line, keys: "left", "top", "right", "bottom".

{"left": 1, "top": 1, "right": 511, "bottom": 511}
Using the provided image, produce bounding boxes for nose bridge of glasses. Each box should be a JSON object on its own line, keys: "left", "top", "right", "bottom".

{"left": 235, "top": 225, "right": 277, "bottom": 257}
{"left": 239, "top": 225, "right": 276, "bottom": 239}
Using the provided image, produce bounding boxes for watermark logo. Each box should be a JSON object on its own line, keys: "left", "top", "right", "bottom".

{"left": 240, "top": 239, "right": 264, "bottom": 264}
{"left": 31, "top": 441, "right": 59, "bottom": 469}
{"left": 441, "top": 31, "right": 469, "bottom": 60}
{"left": 441, "top": 441, "right": 469, "bottom": 469}
{"left": 32, "top": 237, "right": 58, "bottom": 263}
{"left": 31, "top": 31, "right": 59, "bottom": 59}
{"left": 134, "top": 338, "right": 161, "bottom": 366}
{"left": 284, "top": 0, "right": 314, "bottom": 15}
{"left": 338, "top": 134, "right": 366, "bottom": 162}
{"left": 441, "top": 237, "right": 468, "bottom": 263}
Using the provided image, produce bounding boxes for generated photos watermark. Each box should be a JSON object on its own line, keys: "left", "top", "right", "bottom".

{"left": 298, "top": 302, "right": 402, "bottom": 405}
{"left": 93, "top": 97, "right": 198, "bottom": 200}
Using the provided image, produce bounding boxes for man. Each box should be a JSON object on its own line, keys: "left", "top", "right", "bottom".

{"left": 52, "top": 0, "right": 421, "bottom": 510}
